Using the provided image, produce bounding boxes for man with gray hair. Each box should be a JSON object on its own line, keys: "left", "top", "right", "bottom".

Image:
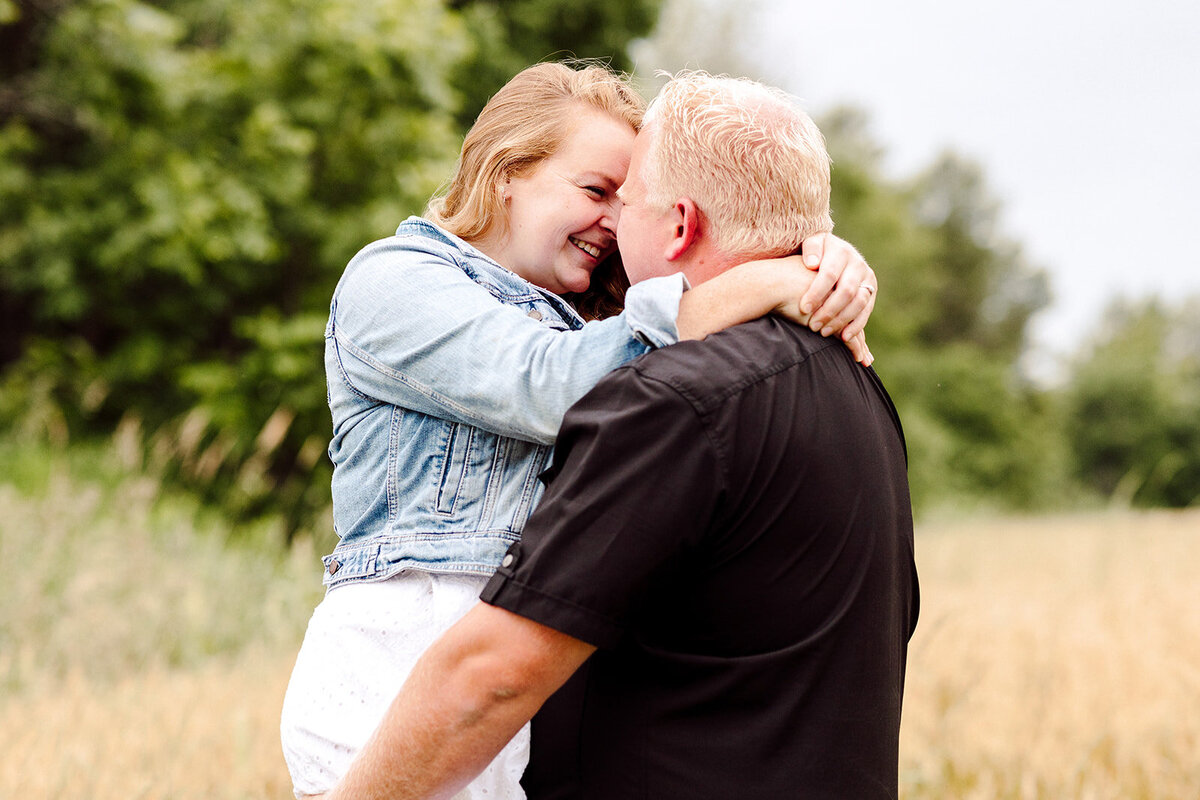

{"left": 326, "top": 72, "right": 917, "bottom": 800}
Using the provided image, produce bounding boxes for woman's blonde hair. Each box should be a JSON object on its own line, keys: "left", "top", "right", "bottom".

{"left": 427, "top": 61, "right": 646, "bottom": 320}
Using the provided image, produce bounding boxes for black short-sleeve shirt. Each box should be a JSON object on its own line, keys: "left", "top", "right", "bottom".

{"left": 481, "top": 316, "right": 918, "bottom": 800}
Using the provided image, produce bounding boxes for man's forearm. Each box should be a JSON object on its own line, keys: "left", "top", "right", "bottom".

{"left": 325, "top": 603, "right": 594, "bottom": 800}
{"left": 327, "top": 664, "right": 532, "bottom": 800}
{"left": 327, "top": 630, "right": 541, "bottom": 800}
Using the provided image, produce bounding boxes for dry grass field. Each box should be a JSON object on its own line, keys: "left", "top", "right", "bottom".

{"left": 901, "top": 511, "right": 1200, "bottom": 799}
{"left": 1, "top": 457, "right": 1197, "bottom": 798}
{"left": 1, "top": 649, "right": 298, "bottom": 799}
{"left": 0, "top": 456, "right": 323, "bottom": 800}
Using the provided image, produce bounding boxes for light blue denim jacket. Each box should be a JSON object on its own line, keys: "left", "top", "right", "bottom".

{"left": 321, "top": 217, "right": 685, "bottom": 586}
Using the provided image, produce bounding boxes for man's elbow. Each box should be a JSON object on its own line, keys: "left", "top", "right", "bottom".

{"left": 433, "top": 603, "right": 595, "bottom": 729}
{"left": 447, "top": 650, "right": 555, "bottom": 729}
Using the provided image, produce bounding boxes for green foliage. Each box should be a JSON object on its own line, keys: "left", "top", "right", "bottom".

{"left": 883, "top": 347, "right": 1072, "bottom": 512}
{"left": 447, "top": 0, "right": 664, "bottom": 125}
{"left": 1064, "top": 299, "right": 1200, "bottom": 508}
{"left": 820, "top": 108, "right": 1071, "bottom": 512}
{"left": 823, "top": 109, "right": 1050, "bottom": 357}
{"left": 4, "top": 0, "right": 1193, "bottom": 536}
{"left": 630, "top": 7, "right": 1107, "bottom": 514}
{"left": 1, "top": 0, "right": 663, "bottom": 536}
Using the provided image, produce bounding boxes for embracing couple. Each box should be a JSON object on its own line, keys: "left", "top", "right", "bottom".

{"left": 280, "top": 62, "right": 918, "bottom": 800}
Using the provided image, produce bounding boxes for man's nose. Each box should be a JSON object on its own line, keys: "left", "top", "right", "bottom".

{"left": 601, "top": 198, "right": 622, "bottom": 236}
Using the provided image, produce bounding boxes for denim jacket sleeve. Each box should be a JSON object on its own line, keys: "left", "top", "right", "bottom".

{"left": 327, "top": 237, "right": 686, "bottom": 444}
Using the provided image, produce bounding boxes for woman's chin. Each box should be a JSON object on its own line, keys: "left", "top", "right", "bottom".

{"left": 559, "top": 273, "right": 594, "bottom": 295}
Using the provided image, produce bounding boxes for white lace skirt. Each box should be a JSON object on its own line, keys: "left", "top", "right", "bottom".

{"left": 280, "top": 572, "right": 529, "bottom": 798}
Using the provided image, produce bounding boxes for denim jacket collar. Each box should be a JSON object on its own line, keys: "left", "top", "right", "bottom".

{"left": 399, "top": 217, "right": 585, "bottom": 327}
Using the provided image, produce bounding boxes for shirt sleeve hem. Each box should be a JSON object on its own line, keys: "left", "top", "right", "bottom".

{"left": 481, "top": 571, "right": 625, "bottom": 650}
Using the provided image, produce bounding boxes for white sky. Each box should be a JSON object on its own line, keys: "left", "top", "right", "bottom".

{"left": 739, "top": 0, "right": 1200, "bottom": 376}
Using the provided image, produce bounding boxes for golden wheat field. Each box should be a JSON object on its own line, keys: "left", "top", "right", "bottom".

{"left": 1, "top": 461, "right": 1197, "bottom": 798}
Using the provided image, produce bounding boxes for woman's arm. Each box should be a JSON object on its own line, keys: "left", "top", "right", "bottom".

{"left": 331, "top": 239, "right": 672, "bottom": 445}
{"left": 331, "top": 233, "right": 876, "bottom": 447}
{"left": 676, "top": 233, "right": 877, "bottom": 364}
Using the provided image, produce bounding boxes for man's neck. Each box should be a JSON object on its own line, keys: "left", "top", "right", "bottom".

{"left": 678, "top": 251, "right": 742, "bottom": 288}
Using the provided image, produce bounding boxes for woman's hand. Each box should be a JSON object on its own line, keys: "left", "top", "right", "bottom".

{"left": 734, "top": 252, "right": 875, "bottom": 367}
{"left": 797, "top": 233, "right": 877, "bottom": 344}
{"left": 676, "top": 239, "right": 877, "bottom": 366}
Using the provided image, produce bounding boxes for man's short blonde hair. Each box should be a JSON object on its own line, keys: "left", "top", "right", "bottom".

{"left": 641, "top": 71, "right": 833, "bottom": 259}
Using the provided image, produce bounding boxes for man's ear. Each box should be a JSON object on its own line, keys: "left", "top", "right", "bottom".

{"left": 664, "top": 197, "right": 701, "bottom": 261}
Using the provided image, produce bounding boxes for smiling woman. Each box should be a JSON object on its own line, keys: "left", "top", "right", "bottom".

{"left": 277, "top": 60, "right": 878, "bottom": 799}
{"left": 473, "top": 107, "right": 635, "bottom": 294}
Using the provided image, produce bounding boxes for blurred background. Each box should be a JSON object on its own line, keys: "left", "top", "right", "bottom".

{"left": 1, "top": 0, "right": 1196, "bottom": 797}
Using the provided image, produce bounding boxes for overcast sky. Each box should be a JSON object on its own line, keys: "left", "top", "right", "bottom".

{"left": 731, "top": 0, "right": 1200, "bottom": 377}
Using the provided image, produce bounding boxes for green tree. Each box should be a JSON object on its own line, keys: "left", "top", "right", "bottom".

{"left": 1064, "top": 298, "right": 1200, "bottom": 507}
{"left": 447, "top": 0, "right": 663, "bottom": 125}
{"left": 631, "top": 5, "right": 1067, "bottom": 514}
{"left": 816, "top": 109, "right": 1066, "bottom": 513}
{"left": 2, "top": 0, "right": 471, "bottom": 531}
{"left": 0, "top": 0, "right": 667, "bottom": 535}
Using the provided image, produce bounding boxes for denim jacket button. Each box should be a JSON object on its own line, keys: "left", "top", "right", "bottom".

{"left": 527, "top": 309, "right": 543, "bottom": 321}
{"left": 327, "top": 559, "right": 341, "bottom": 575}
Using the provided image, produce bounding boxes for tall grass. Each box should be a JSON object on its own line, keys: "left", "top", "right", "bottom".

{"left": 2, "top": 651, "right": 298, "bottom": 798}
{"left": 1, "top": 442, "right": 1197, "bottom": 798}
{"left": 0, "top": 440, "right": 327, "bottom": 692}
{"left": 0, "top": 440, "right": 326, "bottom": 797}
{"left": 900, "top": 512, "right": 1200, "bottom": 798}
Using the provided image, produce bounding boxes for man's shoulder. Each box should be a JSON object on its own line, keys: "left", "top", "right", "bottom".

{"left": 616, "top": 316, "right": 845, "bottom": 411}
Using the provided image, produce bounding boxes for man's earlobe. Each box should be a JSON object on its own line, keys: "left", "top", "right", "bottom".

{"left": 665, "top": 198, "right": 700, "bottom": 261}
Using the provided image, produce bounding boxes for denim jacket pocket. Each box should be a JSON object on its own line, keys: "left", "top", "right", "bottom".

{"left": 435, "top": 421, "right": 474, "bottom": 515}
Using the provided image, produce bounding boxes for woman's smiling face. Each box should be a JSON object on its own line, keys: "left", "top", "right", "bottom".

{"left": 483, "top": 106, "right": 636, "bottom": 295}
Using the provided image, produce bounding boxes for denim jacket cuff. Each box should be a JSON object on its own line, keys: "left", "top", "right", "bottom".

{"left": 622, "top": 273, "right": 690, "bottom": 349}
